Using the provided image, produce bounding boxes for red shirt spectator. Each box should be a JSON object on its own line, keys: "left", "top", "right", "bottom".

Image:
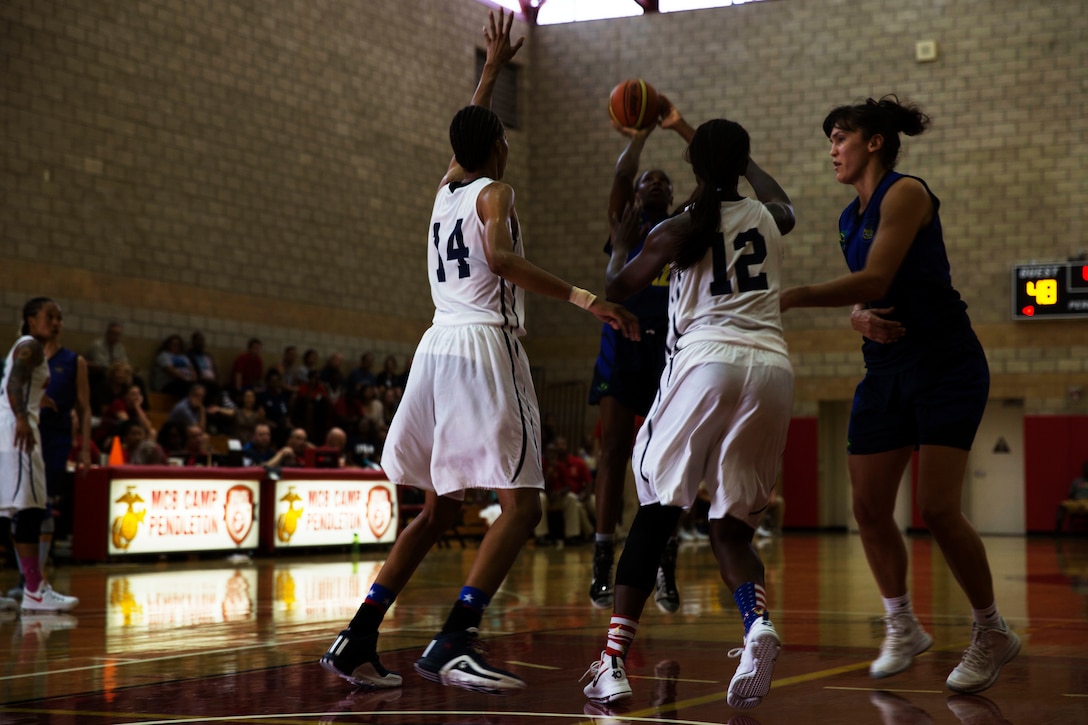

{"left": 232, "top": 338, "right": 264, "bottom": 393}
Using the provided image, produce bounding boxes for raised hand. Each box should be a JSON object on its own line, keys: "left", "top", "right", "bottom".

{"left": 483, "top": 8, "right": 525, "bottom": 68}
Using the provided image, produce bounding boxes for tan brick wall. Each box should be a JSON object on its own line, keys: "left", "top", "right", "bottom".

{"left": 2, "top": 0, "right": 1085, "bottom": 415}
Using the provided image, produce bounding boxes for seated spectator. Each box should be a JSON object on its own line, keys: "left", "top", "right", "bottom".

{"left": 258, "top": 369, "right": 294, "bottom": 447}
{"left": 293, "top": 369, "right": 330, "bottom": 443}
{"left": 167, "top": 383, "right": 221, "bottom": 432}
{"left": 320, "top": 352, "right": 345, "bottom": 384}
{"left": 131, "top": 439, "right": 168, "bottom": 466}
{"left": 100, "top": 383, "right": 158, "bottom": 445}
{"left": 92, "top": 362, "right": 135, "bottom": 446}
{"left": 231, "top": 389, "right": 264, "bottom": 444}
{"left": 357, "top": 384, "right": 384, "bottom": 432}
{"left": 297, "top": 349, "right": 320, "bottom": 386}
{"left": 230, "top": 338, "right": 265, "bottom": 398}
{"left": 156, "top": 420, "right": 188, "bottom": 459}
{"left": 152, "top": 334, "right": 197, "bottom": 397}
{"left": 180, "top": 424, "right": 213, "bottom": 466}
{"left": 323, "top": 426, "right": 349, "bottom": 468}
{"left": 534, "top": 436, "right": 594, "bottom": 545}
{"left": 272, "top": 345, "right": 302, "bottom": 394}
{"left": 375, "top": 354, "right": 399, "bottom": 390}
{"left": 265, "top": 427, "right": 312, "bottom": 468}
{"left": 1057, "top": 461, "right": 1088, "bottom": 533}
{"left": 113, "top": 419, "right": 151, "bottom": 464}
{"left": 380, "top": 387, "right": 399, "bottom": 430}
{"left": 347, "top": 417, "right": 383, "bottom": 470}
{"left": 187, "top": 332, "right": 225, "bottom": 406}
{"left": 86, "top": 321, "right": 129, "bottom": 389}
{"left": 242, "top": 423, "right": 276, "bottom": 467}
{"left": 347, "top": 352, "right": 377, "bottom": 394}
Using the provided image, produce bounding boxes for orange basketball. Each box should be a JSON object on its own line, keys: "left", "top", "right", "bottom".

{"left": 608, "top": 79, "right": 661, "bottom": 130}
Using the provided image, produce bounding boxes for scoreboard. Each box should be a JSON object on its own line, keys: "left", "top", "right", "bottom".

{"left": 1012, "top": 262, "right": 1088, "bottom": 320}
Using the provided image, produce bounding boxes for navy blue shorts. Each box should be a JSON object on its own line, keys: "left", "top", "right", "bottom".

{"left": 588, "top": 318, "right": 668, "bottom": 416}
{"left": 847, "top": 337, "right": 989, "bottom": 455}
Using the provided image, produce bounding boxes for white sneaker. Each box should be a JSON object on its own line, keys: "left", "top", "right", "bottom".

{"left": 0, "top": 595, "right": 18, "bottom": 612}
{"left": 870, "top": 612, "right": 933, "bottom": 678}
{"left": 582, "top": 650, "right": 632, "bottom": 704}
{"left": 21, "top": 583, "right": 79, "bottom": 614}
{"left": 946, "top": 619, "right": 1020, "bottom": 694}
{"left": 727, "top": 618, "right": 781, "bottom": 709}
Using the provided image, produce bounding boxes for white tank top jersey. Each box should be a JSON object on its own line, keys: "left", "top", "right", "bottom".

{"left": 668, "top": 198, "right": 788, "bottom": 358}
{"left": 428, "top": 176, "right": 527, "bottom": 336}
{"left": 0, "top": 335, "right": 50, "bottom": 425}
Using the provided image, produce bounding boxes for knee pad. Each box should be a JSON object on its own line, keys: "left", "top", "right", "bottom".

{"left": 13, "top": 508, "right": 46, "bottom": 543}
{"left": 615, "top": 504, "right": 682, "bottom": 591}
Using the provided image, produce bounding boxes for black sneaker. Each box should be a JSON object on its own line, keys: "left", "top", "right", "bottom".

{"left": 589, "top": 541, "right": 614, "bottom": 609}
{"left": 320, "top": 630, "right": 403, "bottom": 689}
{"left": 414, "top": 627, "right": 525, "bottom": 694}
{"left": 654, "top": 536, "right": 680, "bottom": 614}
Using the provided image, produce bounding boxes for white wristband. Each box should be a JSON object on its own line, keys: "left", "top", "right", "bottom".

{"left": 568, "top": 286, "right": 597, "bottom": 310}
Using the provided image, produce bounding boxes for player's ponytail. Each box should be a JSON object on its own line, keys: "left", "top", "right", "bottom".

{"left": 823, "top": 95, "right": 931, "bottom": 169}
{"left": 674, "top": 119, "right": 750, "bottom": 271}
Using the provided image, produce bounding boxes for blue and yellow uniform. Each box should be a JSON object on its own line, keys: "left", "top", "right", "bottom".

{"left": 842, "top": 171, "right": 988, "bottom": 454}
{"left": 588, "top": 215, "right": 670, "bottom": 416}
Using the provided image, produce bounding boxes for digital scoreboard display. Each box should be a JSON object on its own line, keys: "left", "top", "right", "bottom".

{"left": 1012, "top": 262, "right": 1088, "bottom": 319}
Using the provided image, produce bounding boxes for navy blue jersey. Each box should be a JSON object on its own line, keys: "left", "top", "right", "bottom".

{"left": 840, "top": 171, "right": 972, "bottom": 372}
{"left": 602, "top": 210, "right": 671, "bottom": 322}
{"left": 39, "top": 347, "right": 78, "bottom": 437}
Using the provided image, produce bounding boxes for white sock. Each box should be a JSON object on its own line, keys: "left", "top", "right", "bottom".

{"left": 882, "top": 593, "right": 913, "bottom": 616}
{"left": 972, "top": 602, "right": 1004, "bottom": 629}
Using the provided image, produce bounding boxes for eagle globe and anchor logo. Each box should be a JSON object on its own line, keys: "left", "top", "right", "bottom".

{"left": 111, "top": 486, "right": 146, "bottom": 550}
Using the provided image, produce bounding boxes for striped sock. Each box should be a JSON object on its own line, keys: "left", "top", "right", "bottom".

{"left": 348, "top": 583, "right": 396, "bottom": 633}
{"left": 733, "top": 582, "right": 768, "bottom": 635}
{"left": 604, "top": 615, "right": 638, "bottom": 657}
{"left": 457, "top": 585, "right": 491, "bottom": 614}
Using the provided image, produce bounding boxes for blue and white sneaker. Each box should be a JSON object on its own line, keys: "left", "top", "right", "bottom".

{"left": 414, "top": 627, "right": 525, "bottom": 694}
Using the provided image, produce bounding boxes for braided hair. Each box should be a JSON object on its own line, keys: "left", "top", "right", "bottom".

{"left": 449, "top": 105, "right": 505, "bottom": 173}
{"left": 20, "top": 296, "right": 54, "bottom": 336}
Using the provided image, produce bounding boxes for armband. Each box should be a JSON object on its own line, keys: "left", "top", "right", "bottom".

{"left": 568, "top": 287, "right": 597, "bottom": 310}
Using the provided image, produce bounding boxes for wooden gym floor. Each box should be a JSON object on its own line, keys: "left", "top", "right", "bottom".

{"left": 0, "top": 532, "right": 1086, "bottom": 724}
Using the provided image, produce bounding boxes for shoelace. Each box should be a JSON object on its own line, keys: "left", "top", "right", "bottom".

{"left": 958, "top": 625, "right": 993, "bottom": 671}
{"left": 580, "top": 659, "right": 603, "bottom": 683}
{"left": 880, "top": 614, "right": 914, "bottom": 653}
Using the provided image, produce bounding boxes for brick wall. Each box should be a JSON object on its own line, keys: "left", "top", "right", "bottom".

{"left": 2, "top": 0, "right": 1085, "bottom": 414}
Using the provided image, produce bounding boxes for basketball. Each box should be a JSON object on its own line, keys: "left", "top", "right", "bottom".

{"left": 608, "top": 79, "right": 661, "bottom": 130}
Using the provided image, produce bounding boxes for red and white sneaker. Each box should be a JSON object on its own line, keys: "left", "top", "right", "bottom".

{"left": 21, "top": 584, "right": 79, "bottom": 614}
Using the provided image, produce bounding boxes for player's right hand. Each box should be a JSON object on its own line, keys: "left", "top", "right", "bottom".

{"left": 850, "top": 306, "right": 905, "bottom": 344}
{"left": 482, "top": 8, "right": 524, "bottom": 67}
{"left": 658, "top": 94, "right": 683, "bottom": 129}
{"left": 590, "top": 300, "right": 641, "bottom": 341}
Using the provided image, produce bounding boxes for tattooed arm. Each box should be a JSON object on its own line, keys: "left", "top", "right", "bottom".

{"left": 7, "top": 339, "right": 45, "bottom": 453}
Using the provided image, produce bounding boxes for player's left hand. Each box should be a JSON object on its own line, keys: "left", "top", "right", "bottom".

{"left": 658, "top": 94, "right": 683, "bottom": 129}
{"left": 39, "top": 394, "right": 57, "bottom": 412}
{"left": 851, "top": 306, "right": 905, "bottom": 343}
{"left": 590, "top": 300, "right": 641, "bottom": 341}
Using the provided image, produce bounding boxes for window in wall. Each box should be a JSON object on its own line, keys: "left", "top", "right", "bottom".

{"left": 660, "top": 0, "right": 765, "bottom": 11}
{"left": 476, "top": 49, "right": 521, "bottom": 130}
{"left": 481, "top": 0, "right": 766, "bottom": 24}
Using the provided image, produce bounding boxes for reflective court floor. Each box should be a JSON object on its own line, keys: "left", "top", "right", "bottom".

{"left": 1, "top": 533, "right": 1086, "bottom": 724}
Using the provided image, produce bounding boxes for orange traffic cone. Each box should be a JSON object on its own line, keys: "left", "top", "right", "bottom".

{"left": 108, "top": 436, "right": 125, "bottom": 466}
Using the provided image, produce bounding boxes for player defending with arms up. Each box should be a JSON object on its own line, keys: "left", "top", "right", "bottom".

{"left": 320, "top": 9, "right": 639, "bottom": 695}
{"left": 588, "top": 95, "right": 695, "bottom": 612}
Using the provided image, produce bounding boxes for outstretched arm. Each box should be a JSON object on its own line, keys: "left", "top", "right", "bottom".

{"left": 477, "top": 182, "right": 640, "bottom": 340}
{"left": 606, "top": 203, "right": 685, "bottom": 301}
{"left": 440, "top": 9, "right": 524, "bottom": 188}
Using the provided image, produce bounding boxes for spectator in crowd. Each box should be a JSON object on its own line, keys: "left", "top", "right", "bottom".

{"left": 156, "top": 420, "right": 188, "bottom": 459}
{"left": 242, "top": 423, "right": 276, "bottom": 467}
{"left": 231, "top": 338, "right": 264, "bottom": 397}
{"left": 187, "top": 332, "right": 225, "bottom": 406}
{"left": 294, "top": 369, "right": 330, "bottom": 443}
{"left": 273, "top": 345, "right": 303, "bottom": 394}
{"left": 380, "top": 387, "right": 399, "bottom": 431}
{"left": 258, "top": 369, "right": 294, "bottom": 447}
{"left": 166, "top": 383, "right": 219, "bottom": 432}
{"left": 131, "top": 438, "right": 168, "bottom": 466}
{"left": 375, "top": 355, "right": 399, "bottom": 390}
{"left": 180, "top": 424, "right": 213, "bottom": 466}
{"left": 100, "top": 383, "right": 157, "bottom": 445}
{"left": 323, "top": 367, "right": 348, "bottom": 437}
{"left": 92, "top": 363, "right": 135, "bottom": 446}
{"left": 331, "top": 375, "right": 364, "bottom": 433}
{"left": 1056, "top": 461, "right": 1088, "bottom": 533}
{"left": 357, "top": 384, "right": 384, "bottom": 432}
{"left": 265, "top": 427, "right": 311, "bottom": 468}
{"left": 324, "top": 427, "right": 349, "bottom": 468}
{"left": 536, "top": 436, "right": 595, "bottom": 545}
{"left": 348, "top": 352, "right": 377, "bottom": 394}
{"left": 321, "top": 352, "right": 345, "bottom": 384}
{"left": 347, "top": 417, "right": 383, "bottom": 470}
{"left": 298, "top": 349, "right": 320, "bottom": 386}
{"left": 85, "top": 321, "right": 129, "bottom": 388}
{"left": 231, "top": 389, "right": 264, "bottom": 444}
{"left": 152, "top": 334, "right": 197, "bottom": 397}
{"left": 114, "top": 419, "right": 150, "bottom": 464}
